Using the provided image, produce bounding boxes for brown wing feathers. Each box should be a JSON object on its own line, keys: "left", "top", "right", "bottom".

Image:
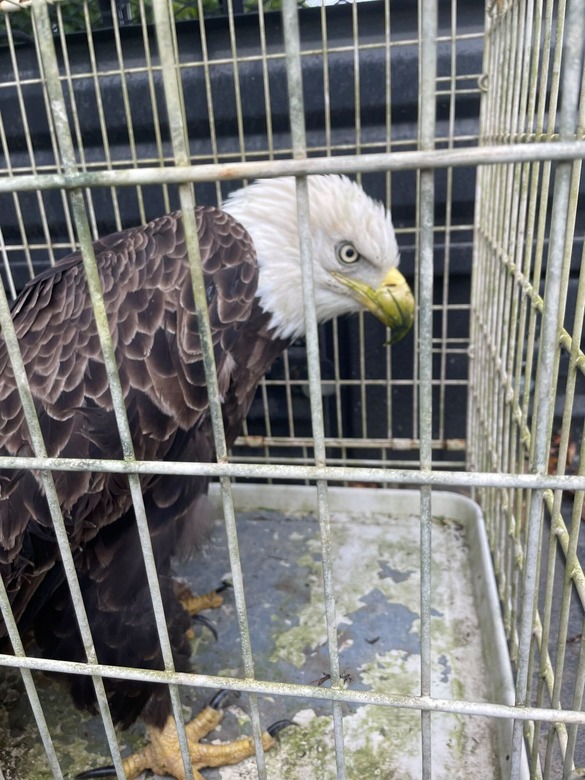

{"left": 0, "top": 206, "right": 271, "bottom": 726}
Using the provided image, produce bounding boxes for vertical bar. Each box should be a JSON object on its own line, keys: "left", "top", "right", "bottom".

{"left": 109, "top": 0, "right": 147, "bottom": 223}
{"left": 384, "top": 0, "right": 394, "bottom": 463}
{"left": 542, "top": 82, "right": 585, "bottom": 780}
{"left": 418, "top": 0, "right": 437, "bottom": 777}
{"left": 508, "top": 3, "right": 540, "bottom": 765}
{"left": 438, "top": 0, "right": 457, "bottom": 447}
{"left": 257, "top": 0, "right": 275, "bottom": 161}
{"left": 281, "top": 0, "right": 346, "bottom": 777}
{"left": 59, "top": 3, "right": 110, "bottom": 239}
{"left": 518, "top": 9, "right": 555, "bottom": 732}
{"left": 138, "top": 0, "right": 172, "bottom": 213}
{"left": 467, "top": 1, "right": 491, "bottom": 480}
{"left": 225, "top": 0, "right": 247, "bottom": 163}
{"left": 0, "top": 574, "right": 64, "bottom": 780}
{"left": 509, "top": 1, "right": 585, "bottom": 778}
{"left": 151, "top": 1, "right": 269, "bottom": 777}
{"left": 68, "top": 4, "right": 108, "bottom": 235}
{"left": 317, "top": 1, "right": 340, "bottom": 460}
{"left": 4, "top": 12, "right": 69, "bottom": 276}
{"left": 0, "top": 224, "right": 17, "bottom": 300}
{"left": 196, "top": 0, "right": 223, "bottom": 204}
{"left": 351, "top": 0, "right": 361, "bottom": 163}
{"left": 320, "top": 0, "right": 332, "bottom": 155}
{"left": 27, "top": 6, "right": 147, "bottom": 777}
{"left": 541, "top": 65, "right": 585, "bottom": 774}
{"left": 562, "top": 614, "right": 585, "bottom": 779}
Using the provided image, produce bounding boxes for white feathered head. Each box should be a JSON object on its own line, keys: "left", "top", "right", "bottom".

{"left": 223, "top": 175, "right": 415, "bottom": 342}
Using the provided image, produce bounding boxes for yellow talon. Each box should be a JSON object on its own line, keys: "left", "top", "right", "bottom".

{"left": 174, "top": 580, "right": 227, "bottom": 617}
{"left": 76, "top": 694, "right": 294, "bottom": 780}
{"left": 181, "top": 589, "right": 224, "bottom": 615}
{"left": 118, "top": 698, "right": 287, "bottom": 780}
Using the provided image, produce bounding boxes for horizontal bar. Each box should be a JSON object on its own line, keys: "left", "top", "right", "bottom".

{"left": 0, "top": 141, "right": 584, "bottom": 195}
{"left": 234, "top": 436, "right": 467, "bottom": 451}
{"left": 0, "top": 454, "right": 584, "bottom": 491}
{"left": 0, "top": 652, "right": 583, "bottom": 727}
{"left": 1, "top": 137, "right": 482, "bottom": 174}
{"left": 231, "top": 457, "right": 466, "bottom": 470}
{"left": 0, "top": 224, "right": 478, "bottom": 251}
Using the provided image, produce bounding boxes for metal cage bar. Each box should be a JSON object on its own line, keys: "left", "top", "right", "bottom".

{"left": 281, "top": 0, "right": 347, "bottom": 774}
{"left": 417, "top": 0, "right": 438, "bottom": 776}
{"left": 471, "top": 0, "right": 585, "bottom": 777}
{"left": 0, "top": 1, "right": 584, "bottom": 779}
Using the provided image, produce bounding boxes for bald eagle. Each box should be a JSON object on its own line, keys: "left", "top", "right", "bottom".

{"left": 0, "top": 175, "right": 414, "bottom": 779}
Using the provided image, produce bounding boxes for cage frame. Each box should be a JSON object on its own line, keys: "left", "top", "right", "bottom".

{"left": 0, "top": 0, "right": 583, "bottom": 779}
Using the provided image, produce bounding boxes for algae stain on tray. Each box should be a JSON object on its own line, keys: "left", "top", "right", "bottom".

{"left": 0, "top": 666, "right": 145, "bottom": 780}
{"left": 257, "top": 509, "right": 498, "bottom": 780}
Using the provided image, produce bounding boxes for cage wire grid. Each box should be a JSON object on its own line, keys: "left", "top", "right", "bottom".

{"left": 470, "top": 0, "right": 585, "bottom": 777}
{"left": 0, "top": 0, "right": 583, "bottom": 779}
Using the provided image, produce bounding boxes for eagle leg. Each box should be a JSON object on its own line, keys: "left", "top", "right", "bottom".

{"left": 175, "top": 580, "right": 231, "bottom": 641}
{"left": 76, "top": 690, "right": 293, "bottom": 780}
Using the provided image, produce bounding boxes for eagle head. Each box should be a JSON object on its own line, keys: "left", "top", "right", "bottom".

{"left": 222, "top": 175, "right": 415, "bottom": 342}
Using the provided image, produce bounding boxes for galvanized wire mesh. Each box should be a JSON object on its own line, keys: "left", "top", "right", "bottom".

{"left": 0, "top": 0, "right": 485, "bottom": 472}
{"left": 0, "top": 0, "right": 583, "bottom": 779}
{"left": 470, "top": 0, "right": 585, "bottom": 777}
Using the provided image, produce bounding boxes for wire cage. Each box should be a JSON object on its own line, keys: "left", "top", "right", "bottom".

{"left": 0, "top": 0, "right": 583, "bottom": 779}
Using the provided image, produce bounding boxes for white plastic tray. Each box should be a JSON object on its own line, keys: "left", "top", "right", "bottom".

{"left": 0, "top": 486, "right": 528, "bottom": 779}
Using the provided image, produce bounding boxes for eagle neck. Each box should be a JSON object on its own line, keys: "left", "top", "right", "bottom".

{"left": 222, "top": 299, "right": 291, "bottom": 449}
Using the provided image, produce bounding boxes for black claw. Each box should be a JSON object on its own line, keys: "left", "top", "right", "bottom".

{"left": 192, "top": 613, "right": 218, "bottom": 641}
{"left": 216, "top": 580, "right": 233, "bottom": 594}
{"left": 267, "top": 719, "right": 297, "bottom": 738}
{"left": 208, "top": 688, "right": 240, "bottom": 710}
{"left": 75, "top": 767, "right": 117, "bottom": 779}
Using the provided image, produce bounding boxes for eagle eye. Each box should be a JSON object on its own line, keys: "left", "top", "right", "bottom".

{"left": 336, "top": 241, "right": 360, "bottom": 265}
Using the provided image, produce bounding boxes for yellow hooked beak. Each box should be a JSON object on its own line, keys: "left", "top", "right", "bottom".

{"left": 332, "top": 267, "right": 415, "bottom": 345}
